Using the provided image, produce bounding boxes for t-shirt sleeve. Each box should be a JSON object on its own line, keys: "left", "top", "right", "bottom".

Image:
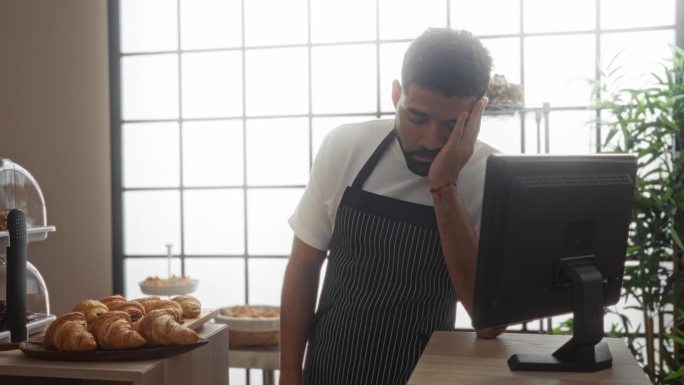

{"left": 288, "top": 134, "right": 334, "bottom": 251}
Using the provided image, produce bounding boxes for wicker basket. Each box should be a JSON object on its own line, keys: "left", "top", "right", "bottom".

{"left": 228, "top": 329, "right": 280, "bottom": 348}
{"left": 216, "top": 305, "right": 280, "bottom": 348}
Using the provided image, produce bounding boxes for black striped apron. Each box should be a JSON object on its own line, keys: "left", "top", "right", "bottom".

{"left": 302, "top": 129, "right": 456, "bottom": 385}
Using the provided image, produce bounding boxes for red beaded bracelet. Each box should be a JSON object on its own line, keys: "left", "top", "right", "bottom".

{"left": 429, "top": 182, "right": 456, "bottom": 197}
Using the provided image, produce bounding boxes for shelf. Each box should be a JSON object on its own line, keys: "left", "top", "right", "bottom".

{"left": 484, "top": 104, "right": 524, "bottom": 116}
{"left": 0, "top": 226, "right": 55, "bottom": 248}
{"left": 0, "top": 314, "right": 56, "bottom": 343}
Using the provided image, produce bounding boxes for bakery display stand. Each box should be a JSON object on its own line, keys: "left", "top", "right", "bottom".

{"left": 0, "top": 159, "right": 57, "bottom": 344}
{"left": 139, "top": 244, "right": 199, "bottom": 297}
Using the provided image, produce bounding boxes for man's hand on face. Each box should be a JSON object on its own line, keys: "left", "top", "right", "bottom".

{"left": 427, "top": 97, "right": 488, "bottom": 187}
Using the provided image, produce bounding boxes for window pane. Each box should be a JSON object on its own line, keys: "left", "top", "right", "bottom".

{"left": 244, "top": 0, "right": 307, "bottom": 46}
{"left": 524, "top": 0, "right": 595, "bottom": 33}
{"left": 246, "top": 118, "right": 309, "bottom": 186}
{"left": 185, "top": 258, "right": 246, "bottom": 308}
{"left": 600, "top": 30, "right": 675, "bottom": 97}
{"left": 479, "top": 115, "right": 522, "bottom": 154}
{"left": 124, "top": 258, "right": 183, "bottom": 298}
{"left": 316, "top": 260, "right": 327, "bottom": 306}
{"left": 599, "top": 110, "right": 625, "bottom": 151}
{"left": 450, "top": 0, "right": 519, "bottom": 35}
{"left": 524, "top": 35, "right": 595, "bottom": 107}
{"left": 311, "top": 44, "right": 377, "bottom": 114}
{"left": 523, "top": 109, "right": 546, "bottom": 154}
{"left": 120, "top": 0, "right": 177, "bottom": 53}
{"left": 312, "top": 116, "right": 376, "bottom": 158}
{"left": 184, "top": 190, "right": 244, "bottom": 255}
{"left": 605, "top": 287, "right": 644, "bottom": 333}
{"left": 180, "top": 0, "right": 242, "bottom": 50}
{"left": 248, "top": 258, "right": 287, "bottom": 305}
{"left": 379, "top": 42, "right": 409, "bottom": 113}
{"left": 482, "top": 37, "right": 521, "bottom": 84}
{"left": 122, "top": 54, "right": 179, "bottom": 120}
{"left": 124, "top": 191, "right": 181, "bottom": 255}
{"left": 182, "top": 120, "right": 244, "bottom": 187}
{"left": 246, "top": 47, "right": 309, "bottom": 116}
{"left": 601, "top": 0, "right": 675, "bottom": 29}
{"left": 230, "top": 369, "right": 247, "bottom": 385}
{"left": 181, "top": 51, "right": 243, "bottom": 119}
{"left": 455, "top": 302, "right": 470, "bottom": 329}
{"left": 523, "top": 110, "right": 595, "bottom": 154}
{"left": 123, "top": 122, "right": 180, "bottom": 188}
{"left": 311, "top": 0, "right": 375, "bottom": 43}
{"left": 547, "top": 110, "right": 596, "bottom": 154}
{"left": 378, "top": 0, "right": 446, "bottom": 40}
{"left": 247, "top": 188, "right": 303, "bottom": 255}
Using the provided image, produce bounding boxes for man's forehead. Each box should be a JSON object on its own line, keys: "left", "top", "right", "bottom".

{"left": 403, "top": 86, "right": 477, "bottom": 115}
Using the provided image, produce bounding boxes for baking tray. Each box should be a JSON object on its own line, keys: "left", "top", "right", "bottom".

{"left": 19, "top": 338, "right": 209, "bottom": 361}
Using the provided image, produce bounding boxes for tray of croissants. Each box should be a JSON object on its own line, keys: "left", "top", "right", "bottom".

{"left": 0, "top": 294, "right": 217, "bottom": 361}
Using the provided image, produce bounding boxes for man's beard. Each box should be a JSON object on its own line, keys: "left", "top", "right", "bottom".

{"left": 395, "top": 133, "right": 440, "bottom": 177}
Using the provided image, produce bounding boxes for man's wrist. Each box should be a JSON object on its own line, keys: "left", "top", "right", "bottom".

{"left": 429, "top": 182, "right": 456, "bottom": 197}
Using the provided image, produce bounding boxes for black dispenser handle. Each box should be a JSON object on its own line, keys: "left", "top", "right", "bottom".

{"left": 7, "top": 209, "right": 27, "bottom": 342}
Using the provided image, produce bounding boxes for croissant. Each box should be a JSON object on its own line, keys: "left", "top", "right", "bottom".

{"left": 72, "top": 300, "right": 109, "bottom": 324}
{"left": 99, "top": 294, "right": 126, "bottom": 308}
{"left": 132, "top": 296, "right": 161, "bottom": 311}
{"left": 171, "top": 295, "right": 201, "bottom": 318}
{"left": 89, "top": 311, "right": 147, "bottom": 350}
{"left": 44, "top": 312, "right": 97, "bottom": 351}
{"left": 132, "top": 296, "right": 161, "bottom": 304}
{"left": 137, "top": 309, "right": 198, "bottom": 345}
{"left": 107, "top": 300, "right": 146, "bottom": 321}
{"left": 140, "top": 300, "right": 183, "bottom": 321}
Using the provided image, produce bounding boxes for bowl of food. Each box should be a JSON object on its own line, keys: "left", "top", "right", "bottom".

{"left": 139, "top": 275, "right": 199, "bottom": 296}
{"left": 215, "top": 305, "right": 280, "bottom": 348}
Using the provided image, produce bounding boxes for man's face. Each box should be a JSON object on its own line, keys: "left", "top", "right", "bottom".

{"left": 392, "top": 81, "right": 478, "bottom": 176}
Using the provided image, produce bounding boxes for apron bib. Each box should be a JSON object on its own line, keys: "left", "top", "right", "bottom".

{"left": 303, "top": 129, "right": 457, "bottom": 385}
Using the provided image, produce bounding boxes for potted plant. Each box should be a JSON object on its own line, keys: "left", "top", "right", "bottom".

{"left": 598, "top": 46, "right": 684, "bottom": 384}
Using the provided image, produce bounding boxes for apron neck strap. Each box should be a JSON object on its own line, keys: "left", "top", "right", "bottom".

{"left": 351, "top": 128, "right": 397, "bottom": 189}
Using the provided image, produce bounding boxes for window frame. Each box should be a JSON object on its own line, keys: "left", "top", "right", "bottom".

{"left": 108, "top": 0, "right": 682, "bottom": 327}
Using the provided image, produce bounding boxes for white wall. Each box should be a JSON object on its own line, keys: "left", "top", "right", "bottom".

{"left": 0, "top": 0, "right": 112, "bottom": 315}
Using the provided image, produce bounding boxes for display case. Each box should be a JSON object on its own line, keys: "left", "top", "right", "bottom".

{"left": 0, "top": 159, "right": 56, "bottom": 342}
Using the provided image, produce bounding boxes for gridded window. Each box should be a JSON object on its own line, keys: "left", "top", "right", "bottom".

{"left": 111, "top": 1, "right": 678, "bottom": 383}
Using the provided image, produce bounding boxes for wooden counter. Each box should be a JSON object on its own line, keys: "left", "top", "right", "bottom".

{"left": 409, "top": 331, "right": 651, "bottom": 385}
{"left": 0, "top": 323, "right": 228, "bottom": 385}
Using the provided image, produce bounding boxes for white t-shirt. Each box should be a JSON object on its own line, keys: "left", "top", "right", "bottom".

{"left": 289, "top": 118, "right": 499, "bottom": 251}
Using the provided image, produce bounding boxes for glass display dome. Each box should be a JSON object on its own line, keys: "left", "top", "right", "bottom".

{"left": 0, "top": 159, "right": 55, "bottom": 342}
{"left": 0, "top": 158, "right": 49, "bottom": 237}
{"left": 0, "top": 257, "right": 50, "bottom": 317}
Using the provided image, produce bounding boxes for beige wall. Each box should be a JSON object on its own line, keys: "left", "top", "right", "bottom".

{"left": 0, "top": 0, "right": 112, "bottom": 314}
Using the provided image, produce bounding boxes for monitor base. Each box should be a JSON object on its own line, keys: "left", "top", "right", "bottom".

{"left": 508, "top": 341, "right": 612, "bottom": 372}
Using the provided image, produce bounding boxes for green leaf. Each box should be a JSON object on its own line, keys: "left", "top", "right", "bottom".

{"left": 672, "top": 229, "right": 684, "bottom": 250}
{"left": 665, "top": 334, "right": 684, "bottom": 346}
{"left": 664, "top": 367, "right": 684, "bottom": 381}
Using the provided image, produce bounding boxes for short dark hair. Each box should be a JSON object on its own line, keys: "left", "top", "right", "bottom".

{"left": 401, "top": 28, "right": 492, "bottom": 98}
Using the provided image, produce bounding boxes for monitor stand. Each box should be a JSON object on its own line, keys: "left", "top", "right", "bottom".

{"left": 508, "top": 257, "right": 613, "bottom": 372}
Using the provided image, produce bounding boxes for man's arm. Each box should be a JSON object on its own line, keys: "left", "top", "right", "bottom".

{"left": 431, "top": 184, "right": 501, "bottom": 338}
{"left": 280, "top": 236, "right": 327, "bottom": 385}
{"left": 432, "top": 185, "right": 478, "bottom": 315}
{"left": 429, "top": 97, "right": 504, "bottom": 339}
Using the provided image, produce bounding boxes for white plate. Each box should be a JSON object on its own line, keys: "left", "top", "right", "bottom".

{"left": 215, "top": 305, "right": 280, "bottom": 332}
{"left": 139, "top": 279, "right": 199, "bottom": 296}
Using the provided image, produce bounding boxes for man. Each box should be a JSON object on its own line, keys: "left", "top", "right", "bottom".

{"left": 281, "top": 28, "right": 504, "bottom": 385}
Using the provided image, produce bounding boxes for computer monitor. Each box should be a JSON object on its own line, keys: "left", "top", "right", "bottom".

{"left": 472, "top": 154, "right": 637, "bottom": 372}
